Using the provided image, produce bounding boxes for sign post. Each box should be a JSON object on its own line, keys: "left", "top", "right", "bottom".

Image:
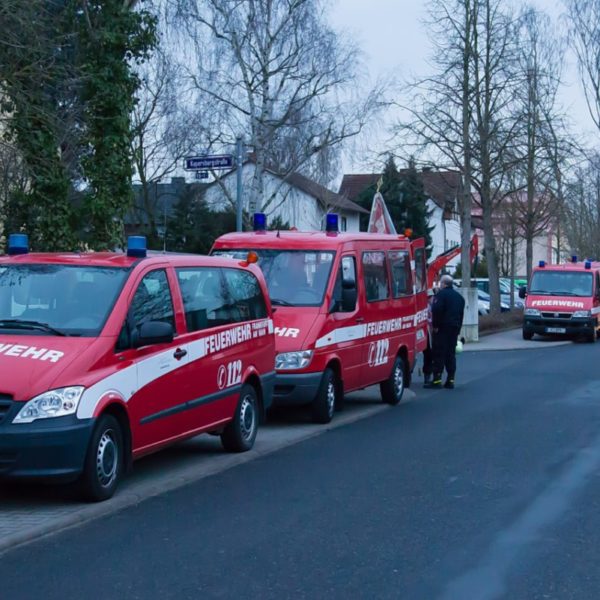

{"left": 236, "top": 137, "right": 243, "bottom": 232}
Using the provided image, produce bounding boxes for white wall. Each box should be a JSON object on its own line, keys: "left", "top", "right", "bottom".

{"left": 203, "top": 164, "right": 361, "bottom": 231}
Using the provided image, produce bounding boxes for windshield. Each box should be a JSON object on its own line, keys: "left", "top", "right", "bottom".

{"left": 529, "top": 270, "right": 593, "bottom": 297}
{"left": 0, "top": 264, "right": 129, "bottom": 336}
{"left": 212, "top": 249, "right": 335, "bottom": 306}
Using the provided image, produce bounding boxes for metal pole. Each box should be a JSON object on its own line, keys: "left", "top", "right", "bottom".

{"left": 236, "top": 136, "right": 243, "bottom": 232}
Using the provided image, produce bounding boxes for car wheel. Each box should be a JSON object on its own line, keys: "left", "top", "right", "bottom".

{"left": 311, "top": 368, "right": 338, "bottom": 424}
{"left": 522, "top": 329, "right": 534, "bottom": 341}
{"left": 80, "top": 414, "right": 123, "bottom": 502}
{"left": 221, "top": 384, "right": 259, "bottom": 452}
{"left": 587, "top": 327, "right": 598, "bottom": 343}
{"left": 380, "top": 354, "right": 406, "bottom": 405}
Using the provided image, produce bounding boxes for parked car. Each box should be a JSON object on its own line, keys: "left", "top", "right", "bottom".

{"left": 455, "top": 278, "right": 523, "bottom": 309}
{"left": 477, "top": 290, "right": 510, "bottom": 315}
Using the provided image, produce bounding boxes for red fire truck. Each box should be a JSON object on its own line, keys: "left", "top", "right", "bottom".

{"left": 521, "top": 257, "right": 600, "bottom": 342}
{"left": 212, "top": 214, "right": 429, "bottom": 424}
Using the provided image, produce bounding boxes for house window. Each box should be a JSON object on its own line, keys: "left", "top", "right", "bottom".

{"left": 340, "top": 216, "right": 347, "bottom": 232}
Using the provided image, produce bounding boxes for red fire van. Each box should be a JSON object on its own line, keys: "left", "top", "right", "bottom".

{"left": 212, "top": 214, "right": 428, "bottom": 423}
{"left": 0, "top": 234, "right": 275, "bottom": 500}
{"left": 521, "top": 257, "right": 600, "bottom": 342}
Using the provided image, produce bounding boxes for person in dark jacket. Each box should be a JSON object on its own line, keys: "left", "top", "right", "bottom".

{"left": 425, "top": 274, "right": 465, "bottom": 389}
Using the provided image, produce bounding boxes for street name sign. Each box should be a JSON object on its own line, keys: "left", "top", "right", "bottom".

{"left": 185, "top": 155, "right": 234, "bottom": 170}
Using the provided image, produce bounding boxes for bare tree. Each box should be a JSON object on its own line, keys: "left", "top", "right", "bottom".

{"left": 131, "top": 48, "right": 197, "bottom": 237}
{"left": 170, "top": 0, "right": 385, "bottom": 215}
{"left": 563, "top": 153, "right": 600, "bottom": 258}
{"left": 565, "top": 0, "right": 600, "bottom": 133}
{"left": 510, "top": 7, "right": 567, "bottom": 281}
{"left": 395, "top": 0, "right": 520, "bottom": 313}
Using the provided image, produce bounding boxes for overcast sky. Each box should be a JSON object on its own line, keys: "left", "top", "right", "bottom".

{"left": 328, "top": 0, "right": 597, "bottom": 173}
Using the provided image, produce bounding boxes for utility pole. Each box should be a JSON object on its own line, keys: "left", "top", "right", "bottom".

{"left": 236, "top": 136, "right": 244, "bottom": 232}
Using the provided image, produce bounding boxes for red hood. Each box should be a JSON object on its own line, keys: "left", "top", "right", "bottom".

{"left": 0, "top": 335, "right": 105, "bottom": 401}
{"left": 272, "top": 308, "right": 323, "bottom": 352}
{"left": 526, "top": 295, "right": 593, "bottom": 312}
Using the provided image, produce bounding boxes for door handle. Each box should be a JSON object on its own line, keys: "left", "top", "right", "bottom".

{"left": 355, "top": 317, "right": 365, "bottom": 323}
{"left": 173, "top": 348, "right": 187, "bottom": 360}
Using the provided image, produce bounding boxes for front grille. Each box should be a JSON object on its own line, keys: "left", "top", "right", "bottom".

{"left": 541, "top": 312, "right": 572, "bottom": 319}
{"left": 0, "top": 395, "right": 13, "bottom": 425}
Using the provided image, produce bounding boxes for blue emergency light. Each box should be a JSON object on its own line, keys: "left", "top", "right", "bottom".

{"left": 572, "top": 255, "right": 578, "bottom": 263}
{"left": 585, "top": 260, "right": 592, "bottom": 269}
{"left": 326, "top": 213, "right": 339, "bottom": 234}
{"left": 538, "top": 260, "right": 546, "bottom": 268}
{"left": 7, "top": 233, "right": 29, "bottom": 255}
{"left": 253, "top": 213, "right": 267, "bottom": 232}
{"left": 127, "top": 236, "right": 147, "bottom": 258}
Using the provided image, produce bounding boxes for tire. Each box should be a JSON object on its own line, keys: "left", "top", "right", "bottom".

{"left": 80, "top": 414, "right": 124, "bottom": 502}
{"left": 587, "top": 327, "right": 598, "bottom": 343}
{"left": 311, "top": 368, "right": 338, "bottom": 424}
{"left": 380, "top": 354, "right": 406, "bottom": 405}
{"left": 221, "top": 384, "right": 259, "bottom": 452}
{"left": 522, "top": 329, "right": 534, "bottom": 341}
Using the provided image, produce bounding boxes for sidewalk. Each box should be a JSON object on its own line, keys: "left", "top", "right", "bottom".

{"left": 463, "top": 328, "right": 571, "bottom": 352}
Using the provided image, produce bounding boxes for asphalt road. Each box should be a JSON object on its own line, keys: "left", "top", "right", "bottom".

{"left": 3, "top": 342, "right": 600, "bottom": 599}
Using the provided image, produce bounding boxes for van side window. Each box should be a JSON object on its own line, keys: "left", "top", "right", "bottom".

{"left": 176, "top": 268, "right": 233, "bottom": 331}
{"left": 117, "top": 269, "right": 175, "bottom": 351}
{"left": 222, "top": 268, "right": 268, "bottom": 322}
{"left": 362, "top": 251, "right": 389, "bottom": 302}
{"left": 389, "top": 251, "right": 412, "bottom": 297}
{"left": 131, "top": 269, "right": 175, "bottom": 329}
{"left": 413, "top": 248, "right": 427, "bottom": 293}
{"left": 332, "top": 256, "right": 357, "bottom": 312}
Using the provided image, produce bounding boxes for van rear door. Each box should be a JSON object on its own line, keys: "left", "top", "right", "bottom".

{"left": 411, "top": 239, "right": 428, "bottom": 354}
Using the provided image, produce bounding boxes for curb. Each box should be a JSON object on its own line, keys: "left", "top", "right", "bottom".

{"left": 0, "top": 393, "right": 413, "bottom": 556}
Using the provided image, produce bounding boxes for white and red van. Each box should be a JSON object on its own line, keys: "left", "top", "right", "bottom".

{"left": 0, "top": 234, "right": 275, "bottom": 500}
{"left": 211, "top": 215, "right": 429, "bottom": 423}
{"left": 521, "top": 258, "right": 600, "bottom": 342}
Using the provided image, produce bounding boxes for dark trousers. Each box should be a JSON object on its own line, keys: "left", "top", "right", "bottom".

{"left": 432, "top": 325, "right": 461, "bottom": 381}
{"left": 423, "top": 339, "right": 433, "bottom": 377}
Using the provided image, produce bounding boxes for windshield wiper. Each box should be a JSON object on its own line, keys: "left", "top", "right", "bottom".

{"left": 0, "top": 319, "right": 67, "bottom": 336}
{"left": 270, "top": 298, "right": 293, "bottom": 306}
{"left": 529, "top": 290, "right": 550, "bottom": 295}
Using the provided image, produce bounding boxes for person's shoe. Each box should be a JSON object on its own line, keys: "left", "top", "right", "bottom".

{"left": 424, "top": 379, "right": 442, "bottom": 389}
{"left": 444, "top": 379, "right": 455, "bottom": 389}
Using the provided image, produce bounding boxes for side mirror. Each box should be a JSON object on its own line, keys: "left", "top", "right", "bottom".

{"left": 341, "top": 285, "right": 357, "bottom": 312}
{"left": 133, "top": 321, "right": 174, "bottom": 348}
{"left": 518, "top": 286, "right": 527, "bottom": 299}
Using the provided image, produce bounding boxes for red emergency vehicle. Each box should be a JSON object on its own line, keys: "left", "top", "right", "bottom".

{"left": 211, "top": 214, "right": 429, "bottom": 423}
{"left": 521, "top": 257, "right": 600, "bottom": 342}
{"left": 0, "top": 234, "right": 275, "bottom": 500}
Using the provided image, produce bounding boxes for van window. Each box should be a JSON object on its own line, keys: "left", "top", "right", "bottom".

{"left": 130, "top": 270, "right": 175, "bottom": 329}
{"left": 389, "top": 251, "right": 412, "bottom": 297}
{"left": 176, "top": 268, "right": 233, "bottom": 331}
{"left": 413, "top": 247, "right": 427, "bottom": 293}
{"left": 331, "top": 256, "right": 357, "bottom": 312}
{"left": 212, "top": 249, "right": 334, "bottom": 307}
{"left": 222, "top": 268, "right": 268, "bottom": 322}
{"left": 362, "top": 251, "right": 389, "bottom": 302}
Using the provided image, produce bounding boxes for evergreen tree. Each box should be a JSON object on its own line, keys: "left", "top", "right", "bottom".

{"left": 356, "top": 156, "right": 434, "bottom": 255}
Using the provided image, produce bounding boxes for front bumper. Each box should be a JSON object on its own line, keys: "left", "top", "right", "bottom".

{"left": 523, "top": 316, "right": 597, "bottom": 337}
{"left": 0, "top": 403, "right": 94, "bottom": 482}
{"left": 273, "top": 371, "right": 324, "bottom": 406}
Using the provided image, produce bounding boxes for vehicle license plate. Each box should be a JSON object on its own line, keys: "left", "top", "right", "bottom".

{"left": 546, "top": 327, "right": 566, "bottom": 334}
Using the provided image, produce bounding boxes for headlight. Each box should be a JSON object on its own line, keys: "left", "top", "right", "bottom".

{"left": 275, "top": 350, "right": 314, "bottom": 370}
{"left": 524, "top": 308, "right": 541, "bottom": 316}
{"left": 13, "top": 386, "right": 85, "bottom": 424}
{"left": 573, "top": 310, "right": 591, "bottom": 318}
